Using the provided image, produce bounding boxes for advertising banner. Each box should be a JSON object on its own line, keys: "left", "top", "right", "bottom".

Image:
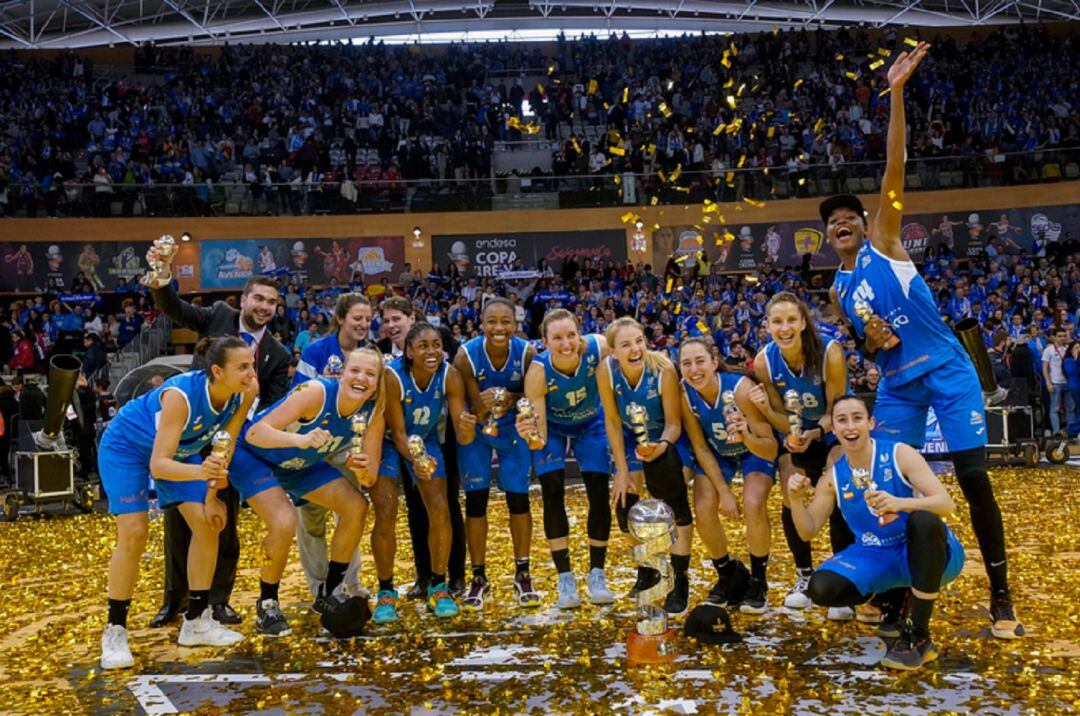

{"left": 0, "top": 241, "right": 152, "bottom": 293}
{"left": 199, "top": 237, "right": 404, "bottom": 290}
{"left": 432, "top": 230, "right": 627, "bottom": 279}
{"left": 651, "top": 202, "right": 1079, "bottom": 271}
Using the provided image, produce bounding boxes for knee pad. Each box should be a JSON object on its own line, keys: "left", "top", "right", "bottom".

{"left": 807, "top": 570, "right": 864, "bottom": 608}
{"left": 581, "top": 472, "right": 613, "bottom": 541}
{"left": 643, "top": 459, "right": 693, "bottom": 527}
{"left": 464, "top": 488, "right": 490, "bottom": 519}
{"left": 539, "top": 471, "right": 569, "bottom": 540}
{"left": 906, "top": 509, "right": 946, "bottom": 541}
{"left": 504, "top": 491, "right": 531, "bottom": 515}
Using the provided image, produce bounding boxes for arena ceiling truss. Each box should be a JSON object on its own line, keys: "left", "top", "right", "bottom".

{"left": 0, "top": 0, "right": 1076, "bottom": 48}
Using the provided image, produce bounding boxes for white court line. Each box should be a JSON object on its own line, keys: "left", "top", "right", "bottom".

{"left": 128, "top": 673, "right": 352, "bottom": 715}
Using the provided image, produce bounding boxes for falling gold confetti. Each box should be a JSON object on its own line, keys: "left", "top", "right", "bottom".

{"left": 869, "top": 60, "right": 885, "bottom": 70}
{"left": 904, "top": 36, "right": 919, "bottom": 46}
{"left": 877, "top": 47, "right": 891, "bottom": 57}
{"left": 845, "top": 71, "right": 859, "bottom": 81}
{"left": 659, "top": 102, "right": 672, "bottom": 118}
{"left": 794, "top": 79, "right": 804, "bottom": 90}
{"left": 743, "top": 197, "right": 765, "bottom": 208}
{"left": 891, "top": 200, "right": 904, "bottom": 211}
{"left": 588, "top": 79, "right": 598, "bottom": 94}
{"left": 609, "top": 146, "right": 625, "bottom": 156}
{"left": 726, "top": 95, "right": 737, "bottom": 109}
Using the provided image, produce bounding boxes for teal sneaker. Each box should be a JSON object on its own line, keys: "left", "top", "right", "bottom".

{"left": 427, "top": 583, "right": 458, "bottom": 619}
{"left": 372, "top": 589, "right": 399, "bottom": 624}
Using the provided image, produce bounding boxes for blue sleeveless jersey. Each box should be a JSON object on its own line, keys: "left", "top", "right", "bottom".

{"left": 535, "top": 334, "right": 603, "bottom": 427}
{"left": 762, "top": 340, "right": 841, "bottom": 429}
{"left": 463, "top": 335, "right": 527, "bottom": 430}
{"left": 609, "top": 358, "right": 665, "bottom": 442}
{"left": 243, "top": 377, "right": 376, "bottom": 473}
{"left": 682, "top": 372, "right": 748, "bottom": 458}
{"left": 106, "top": 370, "right": 242, "bottom": 460}
{"left": 388, "top": 356, "right": 447, "bottom": 440}
{"left": 834, "top": 243, "right": 963, "bottom": 388}
{"left": 832, "top": 439, "right": 915, "bottom": 547}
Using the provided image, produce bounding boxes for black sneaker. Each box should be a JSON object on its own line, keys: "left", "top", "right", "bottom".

{"left": 876, "top": 590, "right": 909, "bottom": 640}
{"left": 662, "top": 574, "right": 690, "bottom": 616}
{"left": 449, "top": 576, "right": 467, "bottom": 599}
{"left": 881, "top": 624, "right": 937, "bottom": 670}
{"left": 705, "top": 573, "right": 731, "bottom": 607}
{"left": 211, "top": 603, "right": 243, "bottom": 625}
{"left": 312, "top": 585, "right": 344, "bottom": 615}
{"left": 739, "top": 576, "right": 768, "bottom": 615}
{"left": 989, "top": 590, "right": 1026, "bottom": 639}
{"left": 405, "top": 580, "right": 430, "bottom": 601}
{"left": 256, "top": 599, "right": 292, "bottom": 637}
{"left": 628, "top": 567, "right": 660, "bottom": 600}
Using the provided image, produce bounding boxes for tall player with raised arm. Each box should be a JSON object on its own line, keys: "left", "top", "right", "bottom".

{"left": 825, "top": 42, "right": 1022, "bottom": 639}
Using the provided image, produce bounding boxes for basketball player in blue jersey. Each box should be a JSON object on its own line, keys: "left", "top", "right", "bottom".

{"left": 291, "top": 293, "right": 375, "bottom": 602}
{"left": 598, "top": 317, "right": 693, "bottom": 615}
{"left": 453, "top": 298, "right": 540, "bottom": 612}
{"left": 788, "top": 396, "right": 966, "bottom": 670}
{"left": 679, "top": 338, "right": 778, "bottom": 614}
{"left": 226, "top": 348, "right": 385, "bottom": 636}
{"left": 99, "top": 337, "right": 258, "bottom": 670}
{"left": 824, "top": 41, "right": 1021, "bottom": 638}
{"left": 376, "top": 322, "right": 475, "bottom": 621}
{"left": 749, "top": 292, "right": 854, "bottom": 615}
{"left": 516, "top": 309, "right": 614, "bottom": 609}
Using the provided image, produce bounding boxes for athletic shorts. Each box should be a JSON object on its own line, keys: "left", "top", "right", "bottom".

{"left": 872, "top": 346, "right": 987, "bottom": 452}
{"left": 98, "top": 437, "right": 151, "bottom": 515}
{"left": 226, "top": 445, "right": 287, "bottom": 503}
{"left": 380, "top": 435, "right": 447, "bottom": 483}
{"left": 459, "top": 428, "right": 532, "bottom": 495}
{"left": 531, "top": 415, "right": 611, "bottom": 477}
{"left": 679, "top": 439, "right": 777, "bottom": 484}
{"left": 275, "top": 462, "right": 347, "bottom": 505}
{"left": 816, "top": 530, "right": 965, "bottom": 595}
{"left": 778, "top": 437, "right": 837, "bottom": 479}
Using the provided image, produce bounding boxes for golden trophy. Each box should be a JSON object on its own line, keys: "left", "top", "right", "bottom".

{"left": 627, "top": 402, "right": 652, "bottom": 447}
{"left": 850, "top": 467, "right": 895, "bottom": 527}
{"left": 482, "top": 387, "right": 508, "bottom": 437}
{"left": 208, "top": 430, "right": 231, "bottom": 489}
{"left": 626, "top": 499, "right": 678, "bottom": 664}
{"left": 783, "top": 389, "right": 805, "bottom": 447}
{"left": 350, "top": 412, "right": 368, "bottom": 456}
{"left": 146, "top": 234, "right": 177, "bottom": 286}
{"left": 406, "top": 435, "right": 435, "bottom": 475}
{"left": 853, "top": 300, "right": 900, "bottom": 350}
{"left": 516, "top": 398, "right": 545, "bottom": 450}
{"left": 721, "top": 390, "right": 743, "bottom": 444}
{"left": 325, "top": 354, "right": 343, "bottom": 377}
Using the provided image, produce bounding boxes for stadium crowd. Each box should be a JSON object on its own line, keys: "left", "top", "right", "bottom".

{"left": 0, "top": 25, "right": 1077, "bottom": 216}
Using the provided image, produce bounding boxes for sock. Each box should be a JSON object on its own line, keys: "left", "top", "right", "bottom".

{"left": 987, "top": 561, "right": 1009, "bottom": 597}
{"left": 909, "top": 596, "right": 935, "bottom": 639}
{"left": 750, "top": 553, "right": 769, "bottom": 581}
{"left": 107, "top": 599, "right": 130, "bottom": 628}
{"left": 671, "top": 554, "right": 690, "bottom": 578}
{"left": 711, "top": 554, "right": 733, "bottom": 576}
{"left": 431, "top": 573, "right": 446, "bottom": 588}
{"left": 472, "top": 564, "right": 487, "bottom": 580}
{"left": 259, "top": 580, "right": 279, "bottom": 602}
{"left": 515, "top": 558, "right": 530, "bottom": 578}
{"left": 782, "top": 505, "right": 814, "bottom": 570}
{"left": 552, "top": 548, "right": 571, "bottom": 574}
{"left": 589, "top": 545, "right": 607, "bottom": 571}
{"left": 325, "top": 560, "right": 349, "bottom": 596}
{"left": 187, "top": 590, "right": 209, "bottom": 621}
{"left": 378, "top": 578, "right": 395, "bottom": 592}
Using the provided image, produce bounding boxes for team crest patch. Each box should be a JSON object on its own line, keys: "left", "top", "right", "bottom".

{"left": 861, "top": 532, "right": 883, "bottom": 547}
{"left": 882, "top": 468, "right": 893, "bottom": 482}
{"left": 970, "top": 410, "right": 983, "bottom": 425}
{"left": 861, "top": 253, "right": 872, "bottom": 268}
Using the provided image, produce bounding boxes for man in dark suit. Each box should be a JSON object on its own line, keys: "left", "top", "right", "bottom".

{"left": 144, "top": 246, "right": 291, "bottom": 627}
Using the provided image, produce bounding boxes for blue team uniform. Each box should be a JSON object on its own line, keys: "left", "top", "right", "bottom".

{"left": 682, "top": 372, "right": 776, "bottom": 482}
{"left": 762, "top": 339, "right": 842, "bottom": 442}
{"left": 834, "top": 243, "right": 986, "bottom": 451}
{"left": 98, "top": 371, "right": 243, "bottom": 514}
{"left": 293, "top": 334, "right": 377, "bottom": 386}
{"left": 608, "top": 358, "right": 687, "bottom": 472}
{"left": 531, "top": 334, "right": 611, "bottom": 476}
{"left": 816, "top": 439, "right": 965, "bottom": 595}
{"left": 228, "top": 378, "right": 377, "bottom": 504}
{"left": 458, "top": 336, "right": 532, "bottom": 494}
{"left": 380, "top": 357, "right": 448, "bottom": 482}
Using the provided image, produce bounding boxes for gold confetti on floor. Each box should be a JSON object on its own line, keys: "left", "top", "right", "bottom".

{"left": 0, "top": 466, "right": 1076, "bottom": 713}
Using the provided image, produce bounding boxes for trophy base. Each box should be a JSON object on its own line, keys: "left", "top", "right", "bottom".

{"left": 627, "top": 628, "right": 678, "bottom": 664}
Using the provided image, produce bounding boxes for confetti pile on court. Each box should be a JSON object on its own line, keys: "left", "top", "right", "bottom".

{"left": 0, "top": 465, "right": 1077, "bottom": 714}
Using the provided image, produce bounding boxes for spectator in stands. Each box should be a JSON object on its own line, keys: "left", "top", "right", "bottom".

{"left": 81, "top": 334, "right": 108, "bottom": 379}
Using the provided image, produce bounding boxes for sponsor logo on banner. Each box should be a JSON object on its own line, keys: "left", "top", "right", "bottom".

{"left": 675, "top": 230, "right": 704, "bottom": 258}
{"left": 435, "top": 231, "right": 626, "bottom": 279}
{"left": 352, "top": 247, "right": 394, "bottom": 276}
{"left": 1029, "top": 213, "right": 1061, "bottom": 242}
{"left": 793, "top": 228, "right": 823, "bottom": 256}
{"left": 900, "top": 222, "right": 930, "bottom": 260}
{"left": 216, "top": 248, "right": 256, "bottom": 281}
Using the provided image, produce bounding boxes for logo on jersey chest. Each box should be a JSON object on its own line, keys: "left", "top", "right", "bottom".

{"left": 853, "top": 279, "right": 876, "bottom": 306}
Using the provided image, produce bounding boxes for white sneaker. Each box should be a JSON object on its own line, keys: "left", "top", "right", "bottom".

{"left": 556, "top": 572, "right": 581, "bottom": 610}
{"left": 783, "top": 570, "right": 813, "bottom": 610}
{"left": 178, "top": 608, "right": 245, "bottom": 647}
{"left": 827, "top": 606, "right": 855, "bottom": 621}
{"left": 586, "top": 568, "right": 615, "bottom": 604}
{"left": 100, "top": 625, "right": 134, "bottom": 670}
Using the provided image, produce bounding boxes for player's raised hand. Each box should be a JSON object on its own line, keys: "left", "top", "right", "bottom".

{"left": 888, "top": 41, "right": 930, "bottom": 89}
